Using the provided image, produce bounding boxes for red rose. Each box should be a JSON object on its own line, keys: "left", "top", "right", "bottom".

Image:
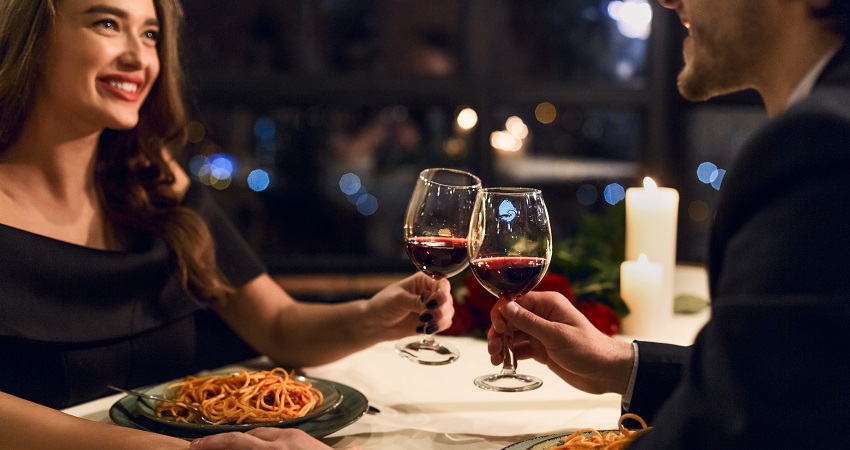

{"left": 532, "top": 273, "right": 575, "bottom": 304}
{"left": 441, "top": 298, "right": 476, "bottom": 336}
{"left": 454, "top": 272, "right": 578, "bottom": 336}
{"left": 576, "top": 300, "right": 620, "bottom": 336}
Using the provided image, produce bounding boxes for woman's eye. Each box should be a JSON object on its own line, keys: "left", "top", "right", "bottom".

{"left": 143, "top": 30, "right": 160, "bottom": 44}
{"left": 93, "top": 18, "right": 119, "bottom": 31}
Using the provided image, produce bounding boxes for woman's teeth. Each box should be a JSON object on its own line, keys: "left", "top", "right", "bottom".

{"left": 109, "top": 81, "right": 139, "bottom": 93}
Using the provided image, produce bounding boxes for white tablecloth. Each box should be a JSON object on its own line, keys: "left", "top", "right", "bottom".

{"left": 63, "top": 266, "right": 710, "bottom": 449}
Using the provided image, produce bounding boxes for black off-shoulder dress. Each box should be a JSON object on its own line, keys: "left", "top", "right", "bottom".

{"left": 0, "top": 182, "right": 266, "bottom": 409}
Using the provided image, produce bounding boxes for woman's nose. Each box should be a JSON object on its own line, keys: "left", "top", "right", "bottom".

{"left": 117, "top": 36, "right": 151, "bottom": 70}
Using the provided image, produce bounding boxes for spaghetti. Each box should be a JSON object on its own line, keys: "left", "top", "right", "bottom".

{"left": 549, "top": 413, "right": 651, "bottom": 450}
{"left": 155, "top": 368, "right": 324, "bottom": 425}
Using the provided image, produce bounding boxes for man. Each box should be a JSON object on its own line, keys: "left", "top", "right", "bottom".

{"left": 488, "top": 0, "right": 850, "bottom": 447}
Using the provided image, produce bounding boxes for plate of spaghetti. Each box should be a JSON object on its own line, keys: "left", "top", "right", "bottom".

{"left": 131, "top": 368, "right": 344, "bottom": 432}
{"left": 502, "top": 413, "right": 651, "bottom": 450}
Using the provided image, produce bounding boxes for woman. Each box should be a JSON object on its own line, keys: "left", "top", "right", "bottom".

{"left": 0, "top": 0, "right": 452, "bottom": 448}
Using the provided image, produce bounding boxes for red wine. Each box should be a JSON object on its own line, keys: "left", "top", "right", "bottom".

{"left": 470, "top": 256, "right": 547, "bottom": 300}
{"left": 406, "top": 236, "right": 469, "bottom": 279}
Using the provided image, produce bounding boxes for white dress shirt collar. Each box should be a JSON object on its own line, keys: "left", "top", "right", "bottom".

{"left": 785, "top": 46, "right": 840, "bottom": 109}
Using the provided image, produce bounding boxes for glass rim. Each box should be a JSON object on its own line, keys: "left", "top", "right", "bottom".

{"left": 419, "top": 167, "right": 482, "bottom": 189}
{"left": 479, "top": 187, "right": 542, "bottom": 195}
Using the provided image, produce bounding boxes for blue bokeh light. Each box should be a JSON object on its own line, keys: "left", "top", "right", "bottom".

{"left": 577, "top": 184, "right": 599, "bottom": 206}
{"left": 209, "top": 154, "right": 235, "bottom": 179}
{"left": 697, "top": 162, "right": 718, "bottom": 184}
{"left": 253, "top": 116, "right": 276, "bottom": 141}
{"left": 603, "top": 183, "right": 626, "bottom": 205}
{"left": 247, "top": 169, "right": 271, "bottom": 192}
{"left": 711, "top": 169, "right": 726, "bottom": 190}
{"left": 356, "top": 194, "right": 379, "bottom": 216}
{"left": 339, "top": 173, "right": 362, "bottom": 195}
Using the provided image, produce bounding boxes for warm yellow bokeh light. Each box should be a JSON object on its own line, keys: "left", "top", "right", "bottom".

{"left": 186, "top": 121, "right": 206, "bottom": 144}
{"left": 490, "top": 131, "right": 521, "bottom": 152}
{"left": 456, "top": 107, "right": 479, "bottom": 130}
{"left": 535, "top": 102, "right": 557, "bottom": 124}
{"left": 688, "top": 200, "right": 711, "bottom": 222}
{"left": 505, "top": 116, "right": 529, "bottom": 139}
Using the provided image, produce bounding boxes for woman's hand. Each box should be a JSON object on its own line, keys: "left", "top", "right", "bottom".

{"left": 366, "top": 272, "right": 454, "bottom": 340}
{"left": 189, "top": 428, "right": 333, "bottom": 450}
{"left": 487, "top": 291, "right": 633, "bottom": 395}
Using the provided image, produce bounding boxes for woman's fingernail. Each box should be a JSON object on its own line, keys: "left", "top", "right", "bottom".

{"left": 419, "top": 313, "right": 433, "bottom": 323}
{"left": 416, "top": 325, "right": 425, "bottom": 333}
{"left": 425, "top": 324, "right": 438, "bottom": 334}
{"left": 425, "top": 299, "right": 438, "bottom": 309}
{"left": 504, "top": 301, "right": 519, "bottom": 317}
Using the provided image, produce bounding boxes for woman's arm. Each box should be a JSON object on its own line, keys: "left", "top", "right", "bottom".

{"left": 0, "top": 392, "right": 188, "bottom": 450}
{"left": 214, "top": 272, "right": 453, "bottom": 367}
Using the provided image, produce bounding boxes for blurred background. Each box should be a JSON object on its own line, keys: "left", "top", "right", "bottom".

{"left": 178, "top": 0, "right": 766, "bottom": 292}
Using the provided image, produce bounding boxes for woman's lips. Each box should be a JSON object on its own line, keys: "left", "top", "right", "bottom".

{"left": 98, "top": 78, "right": 143, "bottom": 102}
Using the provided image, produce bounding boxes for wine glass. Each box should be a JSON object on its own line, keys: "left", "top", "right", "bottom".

{"left": 396, "top": 167, "right": 482, "bottom": 365}
{"left": 468, "top": 187, "right": 552, "bottom": 391}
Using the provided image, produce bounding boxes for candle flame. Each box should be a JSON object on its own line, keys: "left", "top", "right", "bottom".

{"left": 638, "top": 253, "right": 650, "bottom": 265}
{"left": 642, "top": 177, "right": 658, "bottom": 192}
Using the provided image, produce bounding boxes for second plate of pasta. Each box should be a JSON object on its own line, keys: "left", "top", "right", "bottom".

{"left": 133, "top": 368, "right": 344, "bottom": 432}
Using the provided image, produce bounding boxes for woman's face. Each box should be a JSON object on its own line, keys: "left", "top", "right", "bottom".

{"left": 37, "top": 0, "right": 161, "bottom": 132}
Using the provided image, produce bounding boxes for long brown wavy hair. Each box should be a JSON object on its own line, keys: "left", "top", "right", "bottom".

{"left": 0, "top": 0, "right": 234, "bottom": 304}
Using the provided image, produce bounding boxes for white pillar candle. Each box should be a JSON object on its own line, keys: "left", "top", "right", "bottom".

{"left": 620, "top": 253, "right": 664, "bottom": 336}
{"left": 625, "top": 177, "right": 679, "bottom": 322}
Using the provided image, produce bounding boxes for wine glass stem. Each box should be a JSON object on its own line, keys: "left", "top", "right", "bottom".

{"left": 419, "top": 276, "right": 442, "bottom": 345}
{"left": 500, "top": 322, "right": 518, "bottom": 375}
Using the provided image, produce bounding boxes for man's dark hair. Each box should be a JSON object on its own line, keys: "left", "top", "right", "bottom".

{"left": 815, "top": 0, "right": 850, "bottom": 36}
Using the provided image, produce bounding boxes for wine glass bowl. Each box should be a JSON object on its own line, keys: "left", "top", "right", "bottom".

{"left": 396, "top": 167, "right": 481, "bottom": 365}
{"left": 468, "top": 187, "right": 552, "bottom": 391}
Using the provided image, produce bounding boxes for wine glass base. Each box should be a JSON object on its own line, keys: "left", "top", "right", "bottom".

{"left": 474, "top": 373, "right": 542, "bottom": 392}
{"left": 394, "top": 336, "right": 460, "bottom": 365}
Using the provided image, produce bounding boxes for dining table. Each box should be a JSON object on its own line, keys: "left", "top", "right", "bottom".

{"left": 62, "top": 265, "right": 710, "bottom": 449}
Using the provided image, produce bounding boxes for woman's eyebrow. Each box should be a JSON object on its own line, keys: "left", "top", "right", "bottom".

{"left": 82, "top": 4, "right": 159, "bottom": 26}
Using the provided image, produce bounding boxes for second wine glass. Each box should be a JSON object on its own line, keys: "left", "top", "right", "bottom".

{"left": 396, "top": 167, "right": 481, "bottom": 365}
{"left": 468, "top": 187, "right": 552, "bottom": 391}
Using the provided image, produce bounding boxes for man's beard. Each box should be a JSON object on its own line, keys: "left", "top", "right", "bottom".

{"left": 675, "top": 38, "right": 758, "bottom": 103}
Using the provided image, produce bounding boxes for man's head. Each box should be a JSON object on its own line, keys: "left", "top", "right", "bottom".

{"left": 658, "top": 0, "right": 848, "bottom": 108}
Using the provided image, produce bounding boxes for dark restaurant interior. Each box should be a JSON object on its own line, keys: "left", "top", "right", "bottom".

{"left": 178, "top": 0, "right": 766, "bottom": 300}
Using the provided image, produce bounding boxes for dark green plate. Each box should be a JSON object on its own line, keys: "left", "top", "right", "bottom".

{"left": 110, "top": 378, "right": 368, "bottom": 439}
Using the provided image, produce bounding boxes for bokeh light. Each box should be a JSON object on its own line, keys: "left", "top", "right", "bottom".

{"left": 607, "top": 0, "right": 653, "bottom": 40}
{"left": 535, "top": 102, "right": 557, "bottom": 124}
{"left": 697, "top": 162, "right": 718, "bottom": 184}
{"left": 688, "top": 200, "right": 711, "bottom": 222}
{"left": 576, "top": 184, "right": 599, "bottom": 206}
{"left": 339, "top": 173, "right": 362, "bottom": 195}
{"left": 356, "top": 194, "right": 379, "bottom": 216}
{"left": 456, "top": 107, "right": 478, "bottom": 131}
{"left": 247, "top": 169, "right": 271, "bottom": 192}
{"left": 604, "top": 183, "right": 626, "bottom": 205}
{"left": 505, "top": 116, "right": 529, "bottom": 139}
{"left": 710, "top": 169, "right": 726, "bottom": 190}
{"left": 191, "top": 153, "right": 237, "bottom": 190}
{"left": 186, "top": 121, "right": 206, "bottom": 144}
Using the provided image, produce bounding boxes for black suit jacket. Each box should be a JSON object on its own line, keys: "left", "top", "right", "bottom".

{"left": 628, "top": 44, "right": 850, "bottom": 448}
